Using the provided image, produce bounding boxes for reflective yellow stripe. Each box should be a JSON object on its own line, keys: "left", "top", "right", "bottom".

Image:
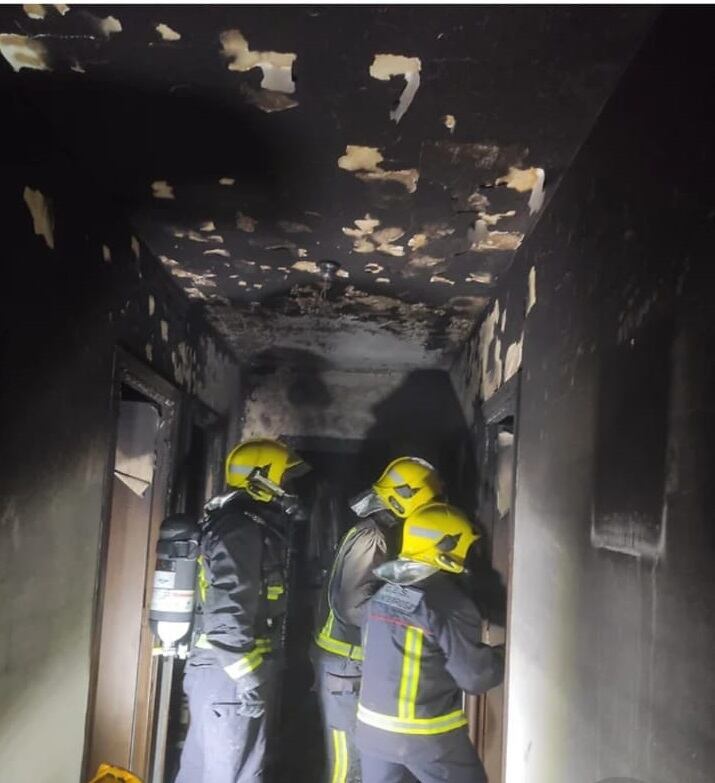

{"left": 195, "top": 635, "right": 265, "bottom": 680}
{"left": 224, "top": 648, "right": 264, "bottom": 680}
{"left": 255, "top": 636, "right": 272, "bottom": 654}
{"left": 197, "top": 556, "right": 209, "bottom": 604}
{"left": 357, "top": 704, "right": 468, "bottom": 736}
{"left": 315, "top": 610, "right": 363, "bottom": 660}
{"left": 315, "top": 527, "right": 364, "bottom": 661}
{"left": 267, "top": 585, "right": 285, "bottom": 601}
{"left": 330, "top": 729, "right": 348, "bottom": 783}
{"left": 398, "top": 626, "right": 423, "bottom": 719}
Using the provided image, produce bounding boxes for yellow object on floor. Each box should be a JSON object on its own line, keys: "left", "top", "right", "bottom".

{"left": 88, "top": 764, "right": 143, "bottom": 783}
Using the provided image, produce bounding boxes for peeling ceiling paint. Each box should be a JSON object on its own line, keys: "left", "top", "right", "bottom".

{"left": 0, "top": 34, "right": 48, "bottom": 71}
{"left": 156, "top": 23, "right": 181, "bottom": 42}
{"left": 23, "top": 186, "right": 54, "bottom": 249}
{"left": 0, "top": 5, "right": 653, "bottom": 368}
{"left": 369, "top": 53, "right": 422, "bottom": 124}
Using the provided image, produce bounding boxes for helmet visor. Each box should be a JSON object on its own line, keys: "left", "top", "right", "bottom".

{"left": 349, "top": 488, "right": 388, "bottom": 518}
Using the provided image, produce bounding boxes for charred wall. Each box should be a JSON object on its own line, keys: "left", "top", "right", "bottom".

{"left": 0, "top": 94, "right": 240, "bottom": 780}
{"left": 452, "top": 10, "right": 715, "bottom": 783}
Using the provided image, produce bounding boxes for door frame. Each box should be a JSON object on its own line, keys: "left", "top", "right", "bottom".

{"left": 83, "top": 347, "right": 181, "bottom": 781}
{"left": 471, "top": 374, "right": 521, "bottom": 781}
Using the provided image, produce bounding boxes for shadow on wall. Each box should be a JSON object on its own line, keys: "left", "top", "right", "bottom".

{"left": 360, "top": 369, "right": 472, "bottom": 488}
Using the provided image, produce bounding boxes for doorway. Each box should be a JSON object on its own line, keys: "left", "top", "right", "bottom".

{"left": 84, "top": 351, "right": 179, "bottom": 781}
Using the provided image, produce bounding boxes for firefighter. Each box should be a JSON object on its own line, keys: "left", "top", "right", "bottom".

{"left": 312, "top": 458, "right": 444, "bottom": 783}
{"left": 355, "top": 502, "right": 505, "bottom": 783}
{"left": 175, "top": 438, "right": 308, "bottom": 783}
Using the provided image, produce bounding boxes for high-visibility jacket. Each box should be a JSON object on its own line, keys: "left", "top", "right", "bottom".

{"left": 357, "top": 570, "right": 504, "bottom": 738}
{"left": 314, "top": 514, "right": 399, "bottom": 666}
{"left": 190, "top": 492, "right": 288, "bottom": 689}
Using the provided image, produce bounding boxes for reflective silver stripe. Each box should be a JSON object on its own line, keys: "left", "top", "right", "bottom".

{"left": 407, "top": 525, "right": 443, "bottom": 541}
{"left": 388, "top": 469, "right": 406, "bottom": 483}
{"left": 357, "top": 704, "right": 468, "bottom": 735}
{"left": 228, "top": 464, "right": 253, "bottom": 476}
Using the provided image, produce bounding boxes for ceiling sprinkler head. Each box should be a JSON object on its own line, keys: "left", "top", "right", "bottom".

{"left": 318, "top": 259, "right": 341, "bottom": 282}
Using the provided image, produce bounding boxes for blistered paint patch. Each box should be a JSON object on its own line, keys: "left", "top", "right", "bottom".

{"left": 160, "top": 320, "right": 169, "bottom": 342}
{"left": 336, "top": 269, "right": 350, "bottom": 279}
{"left": 408, "top": 234, "right": 428, "bottom": 251}
{"left": 102, "top": 244, "right": 111, "bottom": 263}
{"left": 204, "top": 248, "right": 230, "bottom": 257}
{"left": 148, "top": 295, "right": 155, "bottom": 316}
{"left": 376, "top": 277, "right": 391, "bottom": 284}
{"left": 337, "top": 145, "right": 419, "bottom": 193}
{"left": 97, "top": 15, "right": 122, "bottom": 37}
{"left": 504, "top": 334, "right": 524, "bottom": 382}
{"left": 156, "top": 23, "right": 181, "bottom": 41}
{"left": 152, "top": 180, "right": 174, "bottom": 199}
{"left": 443, "top": 114, "right": 456, "bottom": 133}
{"left": 237, "top": 212, "right": 257, "bottom": 232}
{"left": 430, "top": 274, "right": 455, "bottom": 286}
{"left": 23, "top": 5, "right": 46, "bottom": 19}
{"left": 365, "top": 262, "right": 384, "bottom": 275}
{"left": 219, "top": 177, "right": 235, "bottom": 186}
{"left": 54, "top": 4, "right": 70, "bottom": 15}
{"left": 221, "top": 29, "right": 296, "bottom": 93}
{"left": 0, "top": 35, "right": 49, "bottom": 71}
{"left": 472, "top": 229, "right": 523, "bottom": 252}
{"left": 200, "top": 220, "right": 216, "bottom": 232}
{"left": 338, "top": 145, "right": 383, "bottom": 172}
{"left": 159, "top": 255, "right": 178, "bottom": 267}
{"left": 343, "top": 214, "right": 382, "bottom": 253}
{"left": 527, "top": 265, "right": 537, "bottom": 314}
{"left": 291, "top": 260, "right": 320, "bottom": 274}
{"left": 145, "top": 342, "right": 153, "bottom": 362}
{"left": 373, "top": 226, "right": 405, "bottom": 256}
{"left": 496, "top": 166, "right": 546, "bottom": 214}
{"left": 466, "top": 271, "right": 493, "bottom": 285}
{"left": 408, "top": 255, "right": 444, "bottom": 270}
{"left": 23, "top": 187, "right": 54, "bottom": 249}
{"left": 369, "top": 54, "right": 421, "bottom": 124}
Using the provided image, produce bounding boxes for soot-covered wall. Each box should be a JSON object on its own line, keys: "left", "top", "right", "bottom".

{"left": 453, "top": 11, "right": 715, "bottom": 783}
{"left": 0, "top": 97, "right": 240, "bottom": 780}
{"left": 243, "top": 363, "right": 475, "bottom": 509}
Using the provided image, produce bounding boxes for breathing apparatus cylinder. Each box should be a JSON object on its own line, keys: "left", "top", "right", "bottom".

{"left": 149, "top": 513, "right": 200, "bottom": 653}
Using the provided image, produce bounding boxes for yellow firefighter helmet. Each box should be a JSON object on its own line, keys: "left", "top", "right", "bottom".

{"left": 225, "top": 439, "right": 306, "bottom": 502}
{"left": 401, "top": 502, "right": 479, "bottom": 574}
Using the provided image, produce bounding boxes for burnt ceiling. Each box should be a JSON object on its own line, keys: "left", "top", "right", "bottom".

{"left": 0, "top": 5, "right": 654, "bottom": 369}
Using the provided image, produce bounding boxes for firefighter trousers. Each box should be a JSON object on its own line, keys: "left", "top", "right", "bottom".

{"left": 175, "top": 662, "right": 274, "bottom": 783}
{"left": 358, "top": 726, "right": 487, "bottom": 783}
{"left": 312, "top": 648, "right": 363, "bottom": 783}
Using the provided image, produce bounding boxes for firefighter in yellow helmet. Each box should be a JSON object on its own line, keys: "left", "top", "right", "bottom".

{"left": 312, "top": 457, "right": 444, "bottom": 783}
{"left": 176, "top": 439, "right": 308, "bottom": 783}
{"left": 356, "top": 503, "right": 504, "bottom": 783}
